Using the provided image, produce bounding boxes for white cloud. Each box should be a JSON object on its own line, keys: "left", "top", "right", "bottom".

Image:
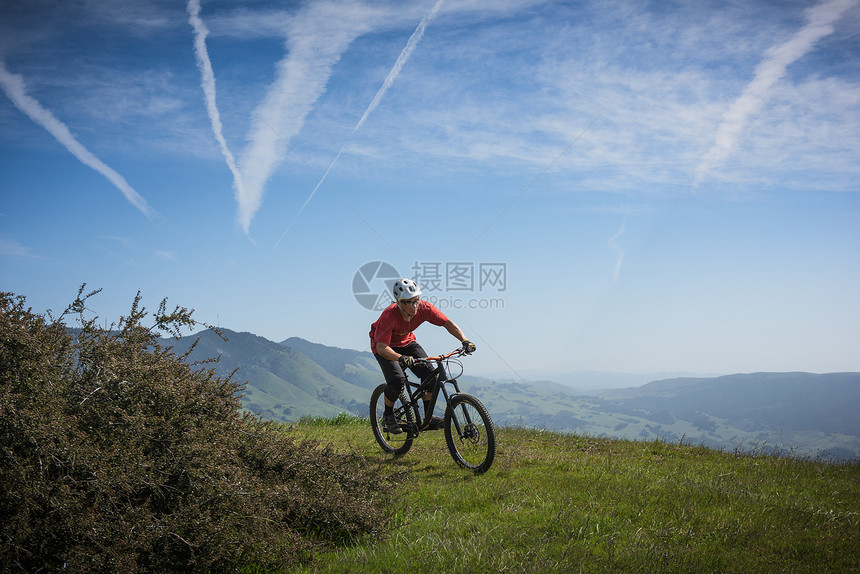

{"left": 355, "top": 0, "right": 444, "bottom": 133}
{"left": 155, "top": 250, "right": 178, "bottom": 262}
{"left": 0, "top": 236, "right": 40, "bottom": 258}
{"left": 274, "top": 0, "right": 445, "bottom": 246}
{"left": 236, "top": 1, "right": 377, "bottom": 234}
{"left": 82, "top": 0, "right": 177, "bottom": 32}
{"left": 187, "top": 0, "right": 246, "bottom": 222}
{"left": 0, "top": 59, "right": 157, "bottom": 218}
{"left": 347, "top": 0, "right": 859, "bottom": 198}
{"left": 694, "top": 0, "right": 858, "bottom": 186}
{"left": 608, "top": 222, "right": 625, "bottom": 284}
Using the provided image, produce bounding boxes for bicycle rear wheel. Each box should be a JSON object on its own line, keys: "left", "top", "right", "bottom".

{"left": 444, "top": 393, "right": 496, "bottom": 473}
{"left": 370, "top": 384, "right": 416, "bottom": 456}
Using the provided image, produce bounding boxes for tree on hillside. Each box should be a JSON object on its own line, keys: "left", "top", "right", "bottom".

{"left": 0, "top": 287, "right": 392, "bottom": 573}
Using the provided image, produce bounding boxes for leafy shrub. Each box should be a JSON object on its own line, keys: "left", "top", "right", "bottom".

{"left": 0, "top": 287, "right": 392, "bottom": 573}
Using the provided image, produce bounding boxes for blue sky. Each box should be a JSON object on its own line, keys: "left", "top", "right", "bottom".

{"left": 2, "top": 0, "right": 859, "bottom": 378}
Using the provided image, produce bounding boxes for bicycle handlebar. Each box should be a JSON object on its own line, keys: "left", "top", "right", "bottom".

{"left": 421, "top": 348, "right": 472, "bottom": 362}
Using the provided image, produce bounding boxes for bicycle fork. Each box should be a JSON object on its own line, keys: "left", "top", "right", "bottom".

{"left": 421, "top": 367, "right": 478, "bottom": 440}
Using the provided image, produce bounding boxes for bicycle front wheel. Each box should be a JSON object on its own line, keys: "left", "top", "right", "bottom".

{"left": 370, "top": 384, "right": 415, "bottom": 456}
{"left": 444, "top": 393, "right": 496, "bottom": 473}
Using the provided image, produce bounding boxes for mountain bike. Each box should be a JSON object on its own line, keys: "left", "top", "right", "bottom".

{"left": 370, "top": 348, "right": 496, "bottom": 473}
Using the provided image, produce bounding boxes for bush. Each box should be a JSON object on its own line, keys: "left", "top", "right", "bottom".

{"left": 0, "top": 287, "right": 392, "bottom": 573}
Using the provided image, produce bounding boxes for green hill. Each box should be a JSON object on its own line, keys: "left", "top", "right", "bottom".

{"left": 282, "top": 416, "right": 860, "bottom": 573}
{"left": 280, "top": 336, "right": 381, "bottom": 390}
{"left": 163, "top": 330, "right": 370, "bottom": 421}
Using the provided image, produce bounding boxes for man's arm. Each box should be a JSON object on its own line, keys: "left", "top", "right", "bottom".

{"left": 443, "top": 319, "right": 467, "bottom": 342}
{"left": 375, "top": 341, "right": 401, "bottom": 362}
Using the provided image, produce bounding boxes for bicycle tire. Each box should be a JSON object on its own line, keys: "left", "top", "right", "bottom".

{"left": 370, "top": 384, "right": 416, "bottom": 456}
{"left": 444, "top": 393, "right": 496, "bottom": 473}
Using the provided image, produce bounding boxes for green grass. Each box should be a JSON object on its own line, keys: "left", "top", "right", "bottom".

{"left": 273, "top": 415, "right": 859, "bottom": 573}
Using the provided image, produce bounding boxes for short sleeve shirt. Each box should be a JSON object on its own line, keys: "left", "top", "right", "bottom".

{"left": 369, "top": 300, "right": 448, "bottom": 353}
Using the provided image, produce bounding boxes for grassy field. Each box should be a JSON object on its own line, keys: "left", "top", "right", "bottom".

{"left": 270, "top": 415, "right": 858, "bottom": 573}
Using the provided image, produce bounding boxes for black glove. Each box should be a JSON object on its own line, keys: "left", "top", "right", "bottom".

{"left": 398, "top": 355, "right": 414, "bottom": 368}
{"left": 462, "top": 340, "right": 476, "bottom": 354}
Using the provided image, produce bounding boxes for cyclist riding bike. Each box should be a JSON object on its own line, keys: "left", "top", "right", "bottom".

{"left": 369, "top": 278, "right": 476, "bottom": 435}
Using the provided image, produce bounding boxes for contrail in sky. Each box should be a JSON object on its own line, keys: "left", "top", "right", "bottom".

{"left": 187, "top": 0, "right": 245, "bottom": 205}
{"left": 354, "top": 0, "right": 443, "bottom": 133}
{"left": 694, "top": 0, "right": 856, "bottom": 185}
{"left": 608, "top": 222, "right": 625, "bottom": 284}
{"left": 274, "top": 0, "right": 444, "bottom": 248}
{"left": 237, "top": 4, "right": 368, "bottom": 236}
{"left": 0, "top": 60, "right": 155, "bottom": 218}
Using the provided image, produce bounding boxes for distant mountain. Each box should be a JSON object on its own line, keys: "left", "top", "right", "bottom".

{"left": 161, "top": 329, "right": 860, "bottom": 459}
{"left": 582, "top": 373, "right": 860, "bottom": 459}
{"left": 480, "top": 370, "right": 714, "bottom": 393}
{"left": 597, "top": 373, "right": 860, "bottom": 436}
{"left": 279, "top": 337, "right": 381, "bottom": 390}
{"left": 162, "top": 330, "right": 370, "bottom": 421}
{"left": 466, "top": 373, "right": 860, "bottom": 460}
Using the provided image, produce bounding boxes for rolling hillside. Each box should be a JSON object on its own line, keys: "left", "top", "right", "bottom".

{"left": 163, "top": 329, "right": 371, "bottom": 421}
{"left": 474, "top": 373, "right": 860, "bottom": 460}
{"left": 280, "top": 336, "right": 381, "bottom": 390}
{"left": 286, "top": 418, "right": 860, "bottom": 573}
{"left": 162, "top": 329, "right": 860, "bottom": 459}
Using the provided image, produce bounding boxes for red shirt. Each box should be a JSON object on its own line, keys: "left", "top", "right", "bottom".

{"left": 369, "top": 300, "right": 448, "bottom": 353}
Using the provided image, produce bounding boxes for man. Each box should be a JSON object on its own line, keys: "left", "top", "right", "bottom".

{"left": 369, "top": 278, "right": 476, "bottom": 434}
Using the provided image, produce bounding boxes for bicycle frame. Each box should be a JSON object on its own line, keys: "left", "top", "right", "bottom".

{"left": 402, "top": 350, "right": 469, "bottom": 436}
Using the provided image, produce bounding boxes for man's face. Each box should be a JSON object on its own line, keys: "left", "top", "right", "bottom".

{"left": 398, "top": 297, "right": 420, "bottom": 318}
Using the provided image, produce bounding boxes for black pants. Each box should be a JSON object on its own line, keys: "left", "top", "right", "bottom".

{"left": 375, "top": 341, "right": 436, "bottom": 403}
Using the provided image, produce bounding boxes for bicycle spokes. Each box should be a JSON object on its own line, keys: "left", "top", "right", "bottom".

{"left": 370, "top": 384, "right": 415, "bottom": 456}
{"left": 444, "top": 394, "right": 495, "bottom": 473}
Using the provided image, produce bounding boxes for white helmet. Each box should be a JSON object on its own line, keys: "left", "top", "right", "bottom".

{"left": 393, "top": 278, "right": 422, "bottom": 301}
